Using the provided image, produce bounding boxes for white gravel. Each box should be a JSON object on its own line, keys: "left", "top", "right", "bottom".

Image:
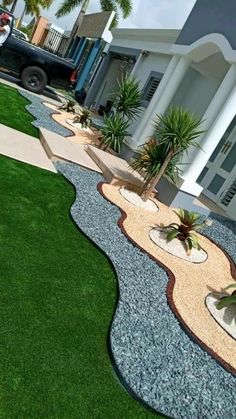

{"left": 149, "top": 228, "right": 208, "bottom": 263}
{"left": 206, "top": 294, "right": 236, "bottom": 340}
{"left": 119, "top": 187, "right": 159, "bottom": 212}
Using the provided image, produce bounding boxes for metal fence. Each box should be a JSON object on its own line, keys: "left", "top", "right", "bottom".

{"left": 42, "top": 27, "right": 69, "bottom": 57}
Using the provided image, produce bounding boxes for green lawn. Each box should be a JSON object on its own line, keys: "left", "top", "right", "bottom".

{"left": 0, "top": 155, "right": 161, "bottom": 418}
{"left": 0, "top": 83, "right": 163, "bottom": 417}
{"left": 0, "top": 82, "right": 39, "bottom": 138}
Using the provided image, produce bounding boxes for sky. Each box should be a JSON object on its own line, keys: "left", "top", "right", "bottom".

{"left": 13, "top": 0, "right": 197, "bottom": 32}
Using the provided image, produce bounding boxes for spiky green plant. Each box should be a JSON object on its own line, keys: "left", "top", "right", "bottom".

{"left": 131, "top": 107, "right": 204, "bottom": 198}
{"left": 131, "top": 138, "right": 180, "bottom": 192}
{"left": 73, "top": 109, "right": 92, "bottom": 128}
{"left": 161, "top": 209, "right": 205, "bottom": 255}
{"left": 100, "top": 114, "right": 129, "bottom": 153}
{"left": 113, "top": 76, "right": 142, "bottom": 121}
{"left": 59, "top": 99, "right": 76, "bottom": 113}
{"left": 217, "top": 284, "right": 236, "bottom": 310}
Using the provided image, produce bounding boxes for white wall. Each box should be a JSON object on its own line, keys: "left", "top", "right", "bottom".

{"left": 133, "top": 52, "right": 171, "bottom": 88}
{"left": 128, "top": 53, "right": 172, "bottom": 136}
{"left": 170, "top": 67, "right": 220, "bottom": 118}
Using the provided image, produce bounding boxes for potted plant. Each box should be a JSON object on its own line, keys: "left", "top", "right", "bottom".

{"left": 131, "top": 107, "right": 204, "bottom": 199}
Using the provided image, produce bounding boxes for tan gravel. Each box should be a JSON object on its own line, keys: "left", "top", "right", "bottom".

{"left": 101, "top": 182, "right": 236, "bottom": 371}
{"left": 43, "top": 102, "right": 101, "bottom": 146}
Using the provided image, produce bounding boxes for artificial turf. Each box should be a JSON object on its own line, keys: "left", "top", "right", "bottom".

{"left": 0, "top": 82, "right": 39, "bottom": 138}
{"left": 0, "top": 154, "right": 163, "bottom": 418}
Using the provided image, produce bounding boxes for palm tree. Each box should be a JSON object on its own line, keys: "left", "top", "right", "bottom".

{"left": 56, "top": 0, "right": 132, "bottom": 55}
{"left": 2, "top": 0, "right": 52, "bottom": 21}
{"left": 131, "top": 107, "right": 204, "bottom": 200}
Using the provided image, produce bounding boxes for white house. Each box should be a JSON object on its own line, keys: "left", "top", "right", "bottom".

{"left": 85, "top": 0, "right": 236, "bottom": 220}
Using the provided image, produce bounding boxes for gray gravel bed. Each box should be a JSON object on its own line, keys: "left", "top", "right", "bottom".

{"left": 56, "top": 162, "right": 236, "bottom": 419}
{"left": 19, "top": 90, "right": 73, "bottom": 137}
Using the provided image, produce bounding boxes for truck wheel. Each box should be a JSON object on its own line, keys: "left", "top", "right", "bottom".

{"left": 21, "top": 66, "right": 47, "bottom": 94}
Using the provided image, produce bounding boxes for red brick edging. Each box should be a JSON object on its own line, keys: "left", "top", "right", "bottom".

{"left": 97, "top": 182, "right": 236, "bottom": 377}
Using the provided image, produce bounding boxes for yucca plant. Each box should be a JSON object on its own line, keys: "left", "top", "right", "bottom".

{"left": 113, "top": 76, "right": 142, "bottom": 121}
{"left": 72, "top": 109, "right": 92, "bottom": 128}
{"left": 216, "top": 284, "right": 236, "bottom": 310}
{"left": 131, "top": 107, "right": 204, "bottom": 199}
{"left": 131, "top": 138, "right": 180, "bottom": 191}
{"left": 161, "top": 209, "right": 205, "bottom": 255}
{"left": 99, "top": 114, "right": 129, "bottom": 153}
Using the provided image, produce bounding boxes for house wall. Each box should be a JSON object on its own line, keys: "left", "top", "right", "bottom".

{"left": 94, "top": 57, "right": 132, "bottom": 106}
{"left": 170, "top": 67, "right": 220, "bottom": 119}
{"left": 176, "top": 0, "right": 236, "bottom": 51}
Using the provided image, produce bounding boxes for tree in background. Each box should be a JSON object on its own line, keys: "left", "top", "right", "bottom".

{"left": 2, "top": 0, "right": 52, "bottom": 24}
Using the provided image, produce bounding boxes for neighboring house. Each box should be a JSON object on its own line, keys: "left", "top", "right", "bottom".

{"left": 67, "top": 11, "right": 114, "bottom": 95}
{"left": 85, "top": 0, "right": 236, "bottom": 220}
{"left": 31, "top": 17, "right": 68, "bottom": 56}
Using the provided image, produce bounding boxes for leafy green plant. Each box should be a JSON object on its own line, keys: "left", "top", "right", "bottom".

{"left": 59, "top": 99, "right": 76, "bottom": 113}
{"left": 161, "top": 209, "right": 205, "bottom": 255}
{"left": 217, "top": 283, "right": 236, "bottom": 310}
{"left": 73, "top": 109, "right": 91, "bottom": 128}
{"left": 113, "top": 76, "right": 142, "bottom": 121}
{"left": 99, "top": 114, "right": 129, "bottom": 153}
{"left": 131, "top": 107, "right": 204, "bottom": 198}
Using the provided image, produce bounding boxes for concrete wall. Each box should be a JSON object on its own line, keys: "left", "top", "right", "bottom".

{"left": 31, "top": 16, "right": 49, "bottom": 45}
{"left": 176, "top": 0, "right": 236, "bottom": 50}
{"left": 170, "top": 67, "right": 220, "bottom": 119}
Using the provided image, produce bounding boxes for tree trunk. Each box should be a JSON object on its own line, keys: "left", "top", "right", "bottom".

{"left": 10, "top": 0, "right": 18, "bottom": 13}
{"left": 16, "top": 5, "right": 27, "bottom": 28}
{"left": 140, "top": 149, "right": 175, "bottom": 200}
{"left": 66, "top": 0, "right": 90, "bottom": 55}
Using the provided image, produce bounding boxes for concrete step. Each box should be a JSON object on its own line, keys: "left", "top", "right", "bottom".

{"left": 0, "top": 124, "right": 56, "bottom": 172}
{"left": 39, "top": 127, "right": 102, "bottom": 173}
{"left": 86, "top": 145, "right": 144, "bottom": 191}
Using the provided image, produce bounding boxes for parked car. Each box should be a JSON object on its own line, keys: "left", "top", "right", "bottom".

{"left": 12, "top": 28, "right": 29, "bottom": 42}
{"left": 0, "top": 9, "right": 77, "bottom": 93}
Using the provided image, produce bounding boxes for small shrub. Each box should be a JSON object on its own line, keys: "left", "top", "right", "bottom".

{"left": 59, "top": 99, "right": 76, "bottom": 113}
{"left": 113, "top": 76, "right": 142, "bottom": 121}
{"left": 161, "top": 209, "right": 205, "bottom": 255}
{"left": 100, "top": 114, "right": 129, "bottom": 153}
{"left": 73, "top": 109, "right": 91, "bottom": 128}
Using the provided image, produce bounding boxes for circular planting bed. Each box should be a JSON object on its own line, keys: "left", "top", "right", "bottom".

{"left": 206, "top": 293, "right": 236, "bottom": 340}
{"left": 149, "top": 228, "right": 208, "bottom": 263}
{"left": 119, "top": 187, "right": 159, "bottom": 212}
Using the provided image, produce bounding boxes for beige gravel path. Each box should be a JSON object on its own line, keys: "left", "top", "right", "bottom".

{"left": 43, "top": 102, "right": 101, "bottom": 146}
{"left": 101, "top": 183, "right": 236, "bottom": 371}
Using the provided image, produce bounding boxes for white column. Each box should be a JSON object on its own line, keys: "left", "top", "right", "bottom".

{"left": 131, "top": 55, "right": 191, "bottom": 147}
{"left": 182, "top": 82, "right": 236, "bottom": 183}
{"left": 181, "top": 64, "right": 236, "bottom": 179}
{"left": 130, "top": 51, "right": 144, "bottom": 76}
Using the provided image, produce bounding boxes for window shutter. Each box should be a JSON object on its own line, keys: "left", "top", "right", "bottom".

{"left": 143, "top": 77, "right": 160, "bottom": 106}
{"left": 221, "top": 178, "right": 236, "bottom": 207}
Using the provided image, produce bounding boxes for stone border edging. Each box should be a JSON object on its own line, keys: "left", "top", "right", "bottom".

{"left": 97, "top": 182, "right": 236, "bottom": 377}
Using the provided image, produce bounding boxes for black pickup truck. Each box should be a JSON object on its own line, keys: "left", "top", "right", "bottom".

{"left": 0, "top": 9, "right": 77, "bottom": 93}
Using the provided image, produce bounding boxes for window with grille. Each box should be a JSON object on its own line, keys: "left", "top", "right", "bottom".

{"left": 142, "top": 71, "right": 163, "bottom": 108}
{"left": 221, "top": 178, "right": 236, "bottom": 207}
